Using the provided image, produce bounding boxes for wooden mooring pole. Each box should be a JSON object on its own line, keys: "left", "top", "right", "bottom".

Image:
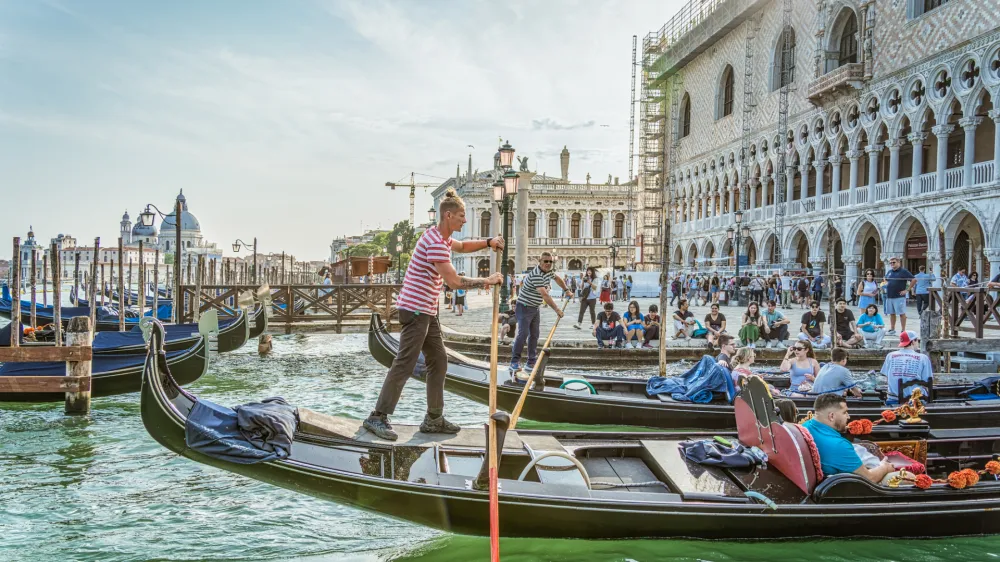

{"left": 30, "top": 248, "right": 37, "bottom": 329}
{"left": 153, "top": 248, "right": 160, "bottom": 315}
{"left": 11, "top": 238, "right": 20, "bottom": 346}
{"left": 51, "top": 242, "right": 62, "bottom": 346}
{"left": 138, "top": 241, "right": 146, "bottom": 317}
{"left": 89, "top": 238, "right": 100, "bottom": 337}
{"left": 42, "top": 252, "right": 48, "bottom": 307}
{"left": 73, "top": 252, "right": 81, "bottom": 305}
{"left": 64, "top": 316, "right": 92, "bottom": 414}
{"left": 118, "top": 237, "right": 125, "bottom": 331}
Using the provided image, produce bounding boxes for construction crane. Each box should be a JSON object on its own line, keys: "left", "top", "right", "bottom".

{"left": 384, "top": 172, "right": 444, "bottom": 226}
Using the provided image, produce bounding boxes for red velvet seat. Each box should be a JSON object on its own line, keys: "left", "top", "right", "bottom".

{"left": 735, "top": 376, "right": 822, "bottom": 494}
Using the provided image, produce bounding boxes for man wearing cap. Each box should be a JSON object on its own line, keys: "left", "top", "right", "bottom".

{"left": 880, "top": 330, "right": 933, "bottom": 403}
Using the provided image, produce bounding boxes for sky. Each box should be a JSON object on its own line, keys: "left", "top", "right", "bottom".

{"left": 0, "top": 0, "right": 684, "bottom": 260}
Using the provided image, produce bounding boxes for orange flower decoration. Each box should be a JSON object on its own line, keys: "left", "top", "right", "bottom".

{"left": 847, "top": 418, "right": 874, "bottom": 435}
{"left": 985, "top": 460, "right": 1000, "bottom": 475}
{"left": 914, "top": 474, "right": 933, "bottom": 489}
{"left": 947, "top": 471, "right": 968, "bottom": 489}
{"left": 962, "top": 468, "right": 981, "bottom": 486}
{"left": 881, "top": 410, "right": 897, "bottom": 423}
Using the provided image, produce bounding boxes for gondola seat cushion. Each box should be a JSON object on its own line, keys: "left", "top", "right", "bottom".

{"left": 793, "top": 423, "right": 824, "bottom": 482}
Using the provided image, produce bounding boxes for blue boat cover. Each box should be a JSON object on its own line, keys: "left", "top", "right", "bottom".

{"left": 960, "top": 376, "right": 1000, "bottom": 400}
{"left": 185, "top": 398, "right": 294, "bottom": 464}
{"left": 142, "top": 304, "right": 174, "bottom": 320}
{"left": 0, "top": 323, "right": 20, "bottom": 346}
{"left": 646, "top": 355, "right": 736, "bottom": 404}
{"left": 93, "top": 328, "right": 197, "bottom": 351}
{"left": 0, "top": 348, "right": 189, "bottom": 376}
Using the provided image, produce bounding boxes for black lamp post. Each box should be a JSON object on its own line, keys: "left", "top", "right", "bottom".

{"left": 232, "top": 238, "right": 258, "bottom": 283}
{"left": 609, "top": 240, "right": 620, "bottom": 287}
{"left": 140, "top": 202, "right": 182, "bottom": 322}
{"left": 726, "top": 210, "right": 751, "bottom": 303}
{"left": 493, "top": 141, "right": 519, "bottom": 314}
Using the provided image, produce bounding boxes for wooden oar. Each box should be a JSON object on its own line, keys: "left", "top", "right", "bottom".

{"left": 487, "top": 278, "right": 501, "bottom": 561}
{"left": 509, "top": 299, "right": 570, "bottom": 430}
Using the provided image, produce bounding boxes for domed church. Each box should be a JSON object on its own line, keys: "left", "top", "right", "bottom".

{"left": 119, "top": 190, "right": 221, "bottom": 258}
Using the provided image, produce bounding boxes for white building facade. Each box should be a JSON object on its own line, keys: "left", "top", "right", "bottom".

{"left": 431, "top": 147, "right": 637, "bottom": 276}
{"left": 641, "top": 0, "right": 1000, "bottom": 285}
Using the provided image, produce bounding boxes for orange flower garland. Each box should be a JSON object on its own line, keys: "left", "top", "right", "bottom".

{"left": 881, "top": 410, "right": 896, "bottom": 423}
{"left": 847, "top": 418, "right": 874, "bottom": 435}
{"left": 914, "top": 474, "right": 933, "bottom": 489}
{"left": 985, "top": 460, "right": 1000, "bottom": 475}
{"left": 962, "top": 468, "right": 981, "bottom": 487}
{"left": 947, "top": 471, "right": 968, "bottom": 489}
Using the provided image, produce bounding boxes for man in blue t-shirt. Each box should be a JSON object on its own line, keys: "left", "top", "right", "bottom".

{"left": 802, "top": 394, "right": 894, "bottom": 483}
{"left": 912, "top": 265, "right": 935, "bottom": 316}
{"left": 882, "top": 257, "right": 913, "bottom": 336}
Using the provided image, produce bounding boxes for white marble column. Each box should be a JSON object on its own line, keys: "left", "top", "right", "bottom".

{"left": 829, "top": 156, "right": 843, "bottom": 209}
{"left": 848, "top": 150, "right": 861, "bottom": 205}
{"left": 959, "top": 116, "right": 983, "bottom": 187}
{"left": 933, "top": 124, "right": 955, "bottom": 191}
{"left": 887, "top": 139, "right": 901, "bottom": 197}
{"left": 799, "top": 164, "right": 810, "bottom": 203}
{"left": 866, "top": 144, "right": 882, "bottom": 202}
{"left": 515, "top": 171, "right": 534, "bottom": 272}
{"left": 991, "top": 109, "right": 1000, "bottom": 182}
{"left": 842, "top": 255, "right": 860, "bottom": 294}
{"left": 813, "top": 160, "right": 825, "bottom": 211}
{"left": 748, "top": 181, "right": 756, "bottom": 212}
{"left": 908, "top": 132, "right": 927, "bottom": 179}
{"left": 727, "top": 188, "right": 735, "bottom": 217}
{"left": 785, "top": 166, "right": 795, "bottom": 206}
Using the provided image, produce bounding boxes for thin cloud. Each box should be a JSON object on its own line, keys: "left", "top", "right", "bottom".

{"left": 531, "top": 118, "right": 597, "bottom": 131}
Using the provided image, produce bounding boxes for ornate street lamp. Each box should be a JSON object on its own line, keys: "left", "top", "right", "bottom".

{"left": 233, "top": 238, "right": 258, "bottom": 283}
{"left": 609, "top": 240, "right": 620, "bottom": 286}
{"left": 395, "top": 243, "right": 403, "bottom": 283}
{"left": 428, "top": 206, "right": 437, "bottom": 223}
{"left": 498, "top": 140, "right": 515, "bottom": 169}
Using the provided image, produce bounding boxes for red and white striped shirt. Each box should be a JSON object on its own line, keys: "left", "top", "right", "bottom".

{"left": 396, "top": 226, "right": 453, "bottom": 315}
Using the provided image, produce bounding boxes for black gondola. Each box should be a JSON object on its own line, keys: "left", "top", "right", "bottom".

{"left": 369, "top": 313, "right": 1000, "bottom": 430}
{"left": 141, "top": 319, "right": 1000, "bottom": 539}
{"left": 246, "top": 305, "right": 268, "bottom": 340}
{"left": 2, "top": 334, "right": 207, "bottom": 402}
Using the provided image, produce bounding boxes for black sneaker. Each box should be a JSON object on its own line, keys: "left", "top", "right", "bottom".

{"left": 363, "top": 412, "right": 398, "bottom": 441}
{"left": 419, "top": 413, "right": 461, "bottom": 434}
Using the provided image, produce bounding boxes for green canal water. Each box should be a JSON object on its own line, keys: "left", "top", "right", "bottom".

{"left": 2, "top": 331, "right": 999, "bottom": 561}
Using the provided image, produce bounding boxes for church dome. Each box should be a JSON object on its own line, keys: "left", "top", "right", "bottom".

{"left": 122, "top": 210, "right": 131, "bottom": 222}
{"left": 132, "top": 222, "right": 158, "bottom": 237}
{"left": 160, "top": 189, "right": 201, "bottom": 232}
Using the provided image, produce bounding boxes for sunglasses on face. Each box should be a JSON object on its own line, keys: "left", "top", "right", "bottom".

{"left": 541, "top": 260, "right": 553, "bottom": 264}
{"left": 792, "top": 347, "right": 805, "bottom": 351}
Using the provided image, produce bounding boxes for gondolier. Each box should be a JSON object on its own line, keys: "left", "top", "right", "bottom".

{"left": 509, "top": 252, "right": 567, "bottom": 375}
{"left": 364, "top": 188, "right": 503, "bottom": 441}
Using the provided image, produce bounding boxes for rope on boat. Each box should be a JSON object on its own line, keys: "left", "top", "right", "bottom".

{"left": 589, "top": 480, "right": 670, "bottom": 490}
{"left": 744, "top": 490, "right": 778, "bottom": 510}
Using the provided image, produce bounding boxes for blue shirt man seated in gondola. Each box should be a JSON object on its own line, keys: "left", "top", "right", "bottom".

{"left": 802, "top": 394, "right": 894, "bottom": 484}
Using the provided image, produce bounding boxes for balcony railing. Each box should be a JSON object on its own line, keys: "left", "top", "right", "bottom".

{"left": 874, "top": 181, "right": 890, "bottom": 201}
{"left": 790, "top": 200, "right": 802, "bottom": 216}
{"left": 855, "top": 186, "right": 868, "bottom": 204}
{"left": 528, "top": 237, "right": 627, "bottom": 247}
{"left": 945, "top": 168, "right": 963, "bottom": 190}
{"left": 807, "top": 63, "right": 865, "bottom": 103}
{"left": 897, "top": 177, "right": 912, "bottom": 198}
{"left": 838, "top": 190, "right": 851, "bottom": 207}
{"left": 820, "top": 193, "right": 832, "bottom": 211}
{"left": 974, "top": 160, "right": 995, "bottom": 185}
{"left": 919, "top": 173, "right": 936, "bottom": 194}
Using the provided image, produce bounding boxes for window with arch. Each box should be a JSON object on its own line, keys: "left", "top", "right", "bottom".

{"left": 548, "top": 212, "right": 559, "bottom": 238}
{"left": 837, "top": 11, "right": 858, "bottom": 67}
{"left": 480, "top": 211, "right": 491, "bottom": 238}
{"left": 614, "top": 213, "right": 625, "bottom": 239}
{"left": 772, "top": 27, "right": 796, "bottom": 91}
{"left": 680, "top": 93, "right": 692, "bottom": 137}
{"left": 592, "top": 213, "right": 604, "bottom": 238}
{"left": 717, "top": 65, "right": 735, "bottom": 118}
{"left": 909, "top": 0, "right": 951, "bottom": 18}
{"left": 528, "top": 211, "right": 537, "bottom": 238}
{"left": 571, "top": 212, "right": 581, "bottom": 238}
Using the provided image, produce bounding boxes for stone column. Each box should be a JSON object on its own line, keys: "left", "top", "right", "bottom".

{"left": 985, "top": 249, "right": 1000, "bottom": 282}
{"left": 514, "top": 172, "right": 532, "bottom": 272}
{"left": 748, "top": 181, "right": 756, "bottom": 212}
{"left": 866, "top": 143, "right": 882, "bottom": 202}
{"left": 991, "top": 109, "right": 1000, "bottom": 182}
{"left": 886, "top": 139, "right": 901, "bottom": 197}
{"left": 808, "top": 255, "right": 824, "bottom": 275}
{"left": 842, "top": 255, "right": 860, "bottom": 295}
{"left": 932, "top": 124, "right": 955, "bottom": 191}
{"left": 799, "top": 164, "right": 810, "bottom": 204}
{"left": 813, "top": 160, "right": 825, "bottom": 211}
{"left": 490, "top": 199, "right": 500, "bottom": 271}
{"left": 908, "top": 132, "right": 927, "bottom": 180}
{"left": 848, "top": 150, "right": 861, "bottom": 205}
{"left": 959, "top": 116, "right": 983, "bottom": 187}
{"left": 786, "top": 166, "right": 795, "bottom": 207}
{"left": 829, "top": 156, "right": 843, "bottom": 209}
{"left": 727, "top": 188, "right": 735, "bottom": 218}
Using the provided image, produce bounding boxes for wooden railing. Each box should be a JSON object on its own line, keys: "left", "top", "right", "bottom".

{"left": 929, "top": 287, "right": 1000, "bottom": 339}
{"left": 178, "top": 283, "right": 402, "bottom": 332}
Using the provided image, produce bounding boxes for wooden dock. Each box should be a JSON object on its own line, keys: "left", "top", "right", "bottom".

{"left": 176, "top": 283, "right": 402, "bottom": 334}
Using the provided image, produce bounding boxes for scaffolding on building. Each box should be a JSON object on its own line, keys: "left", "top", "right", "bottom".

{"left": 739, "top": 12, "right": 762, "bottom": 218}
{"left": 773, "top": 0, "right": 794, "bottom": 264}
{"left": 639, "top": 34, "right": 666, "bottom": 270}
{"left": 628, "top": 35, "right": 638, "bottom": 268}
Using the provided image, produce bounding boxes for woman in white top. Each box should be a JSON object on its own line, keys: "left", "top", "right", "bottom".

{"left": 857, "top": 269, "right": 879, "bottom": 312}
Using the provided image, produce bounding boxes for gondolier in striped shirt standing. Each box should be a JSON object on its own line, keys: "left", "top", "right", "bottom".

{"left": 364, "top": 188, "right": 504, "bottom": 441}
{"left": 510, "top": 252, "right": 567, "bottom": 383}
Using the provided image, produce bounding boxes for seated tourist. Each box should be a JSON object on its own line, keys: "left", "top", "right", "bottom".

{"left": 779, "top": 340, "right": 820, "bottom": 394}
{"left": 715, "top": 334, "right": 736, "bottom": 370}
{"left": 704, "top": 303, "right": 727, "bottom": 346}
{"left": 672, "top": 299, "right": 696, "bottom": 339}
{"left": 811, "top": 348, "right": 862, "bottom": 397}
{"left": 623, "top": 300, "right": 645, "bottom": 349}
{"left": 833, "top": 298, "right": 863, "bottom": 348}
{"left": 761, "top": 300, "right": 790, "bottom": 349}
{"left": 802, "top": 394, "right": 895, "bottom": 483}
{"left": 857, "top": 304, "right": 886, "bottom": 349}
{"left": 498, "top": 299, "right": 518, "bottom": 343}
{"left": 881, "top": 330, "right": 933, "bottom": 403}
{"left": 642, "top": 304, "right": 661, "bottom": 348}
{"left": 774, "top": 398, "right": 799, "bottom": 423}
{"left": 593, "top": 301, "right": 625, "bottom": 349}
{"left": 798, "top": 301, "right": 831, "bottom": 348}
{"left": 730, "top": 347, "right": 780, "bottom": 397}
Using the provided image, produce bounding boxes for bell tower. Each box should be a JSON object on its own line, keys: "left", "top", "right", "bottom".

{"left": 121, "top": 210, "right": 132, "bottom": 245}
